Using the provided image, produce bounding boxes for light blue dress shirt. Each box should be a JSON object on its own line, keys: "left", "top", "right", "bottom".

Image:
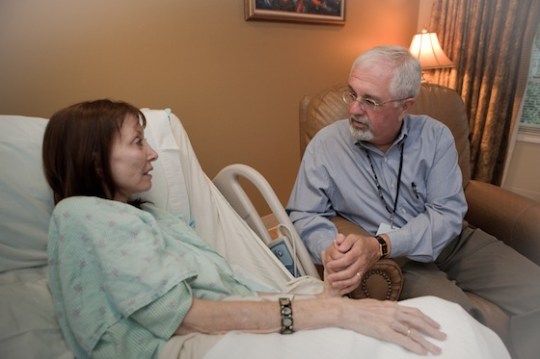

{"left": 287, "top": 116, "right": 467, "bottom": 264}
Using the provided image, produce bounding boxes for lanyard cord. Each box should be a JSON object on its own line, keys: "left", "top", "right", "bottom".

{"left": 361, "top": 140, "right": 405, "bottom": 225}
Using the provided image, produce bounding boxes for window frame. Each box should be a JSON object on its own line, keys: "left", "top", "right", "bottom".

{"left": 518, "top": 123, "right": 540, "bottom": 144}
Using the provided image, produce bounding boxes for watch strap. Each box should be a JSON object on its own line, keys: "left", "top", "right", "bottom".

{"left": 375, "top": 235, "right": 389, "bottom": 258}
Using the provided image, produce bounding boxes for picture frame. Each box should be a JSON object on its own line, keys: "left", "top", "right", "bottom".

{"left": 245, "top": 0, "right": 345, "bottom": 25}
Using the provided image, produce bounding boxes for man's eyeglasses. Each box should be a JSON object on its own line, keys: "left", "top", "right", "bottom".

{"left": 341, "top": 89, "right": 409, "bottom": 112}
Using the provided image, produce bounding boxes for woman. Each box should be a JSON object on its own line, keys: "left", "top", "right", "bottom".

{"left": 43, "top": 99, "right": 507, "bottom": 359}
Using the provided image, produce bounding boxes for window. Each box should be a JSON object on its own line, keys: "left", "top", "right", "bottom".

{"left": 519, "top": 24, "right": 540, "bottom": 143}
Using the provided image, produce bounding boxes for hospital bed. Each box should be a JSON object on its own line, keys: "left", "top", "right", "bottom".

{"left": 0, "top": 109, "right": 509, "bottom": 358}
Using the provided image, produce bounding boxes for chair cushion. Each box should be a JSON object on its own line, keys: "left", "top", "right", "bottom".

{"left": 299, "top": 84, "right": 349, "bottom": 156}
{"left": 409, "top": 83, "right": 471, "bottom": 184}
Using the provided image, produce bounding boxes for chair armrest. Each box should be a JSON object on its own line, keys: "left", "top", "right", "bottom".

{"left": 465, "top": 180, "right": 540, "bottom": 265}
{"left": 329, "top": 216, "right": 403, "bottom": 300}
{"left": 349, "top": 259, "right": 403, "bottom": 301}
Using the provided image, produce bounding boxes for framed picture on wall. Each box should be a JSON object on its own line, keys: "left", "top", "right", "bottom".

{"left": 245, "top": 0, "right": 345, "bottom": 25}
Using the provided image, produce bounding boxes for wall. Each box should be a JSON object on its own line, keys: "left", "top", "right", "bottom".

{"left": 0, "top": 0, "right": 419, "bottom": 213}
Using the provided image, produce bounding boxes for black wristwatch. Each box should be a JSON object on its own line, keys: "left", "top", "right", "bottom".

{"left": 375, "top": 235, "right": 389, "bottom": 259}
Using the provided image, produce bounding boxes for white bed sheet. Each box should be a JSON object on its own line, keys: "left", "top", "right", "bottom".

{"left": 0, "top": 267, "right": 72, "bottom": 359}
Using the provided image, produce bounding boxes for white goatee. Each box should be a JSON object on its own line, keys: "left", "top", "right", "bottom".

{"left": 349, "top": 117, "right": 374, "bottom": 141}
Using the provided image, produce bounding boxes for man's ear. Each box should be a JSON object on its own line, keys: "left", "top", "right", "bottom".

{"left": 401, "top": 98, "right": 415, "bottom": 112}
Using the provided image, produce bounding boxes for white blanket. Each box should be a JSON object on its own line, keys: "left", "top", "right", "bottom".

{"left": 202, "top": 297, "right": 507, "bottom": 359}
{"left": 143, "top": 110, "right": 510, "bottom": 359}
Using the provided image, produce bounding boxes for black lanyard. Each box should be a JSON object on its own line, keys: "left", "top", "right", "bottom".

{"left": 361, "top": 140, "right": 405, "bottom": 227}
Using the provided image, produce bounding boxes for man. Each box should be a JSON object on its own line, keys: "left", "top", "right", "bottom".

{"left": 286, "top": 45, "right": 540, "bottom": 359}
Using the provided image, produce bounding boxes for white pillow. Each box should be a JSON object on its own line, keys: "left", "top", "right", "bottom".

{"left": 138, "top": 108, "right": 191, "bottom": 221}
{"left": 0, "top": 115, "right": 53, "bottom": 272}
{"left": 0, "top": 110, "right": 190, "bottom": 272}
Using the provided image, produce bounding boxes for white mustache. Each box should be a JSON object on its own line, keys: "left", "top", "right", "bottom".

{"left": 351, "top": 115, "right": 370, "bottom": 127}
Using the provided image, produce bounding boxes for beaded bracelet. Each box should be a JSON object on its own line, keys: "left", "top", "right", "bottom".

{"left": 279, "top": 297, "right": 294, "bottom": 334}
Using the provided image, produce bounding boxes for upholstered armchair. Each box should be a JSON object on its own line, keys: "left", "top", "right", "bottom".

{"left": 299, "top": 82, "right": 540, "bottom": 348}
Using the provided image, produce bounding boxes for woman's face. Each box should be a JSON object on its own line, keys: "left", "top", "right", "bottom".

{"left": 109, "top": 115, "right": 158, "bottom": 202}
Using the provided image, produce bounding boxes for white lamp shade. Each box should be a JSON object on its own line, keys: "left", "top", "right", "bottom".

{"left": 409, "top": 30, "right": 454, "bottom": 69}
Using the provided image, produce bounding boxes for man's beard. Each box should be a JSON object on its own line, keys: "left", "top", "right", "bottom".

{"left": 348, "top": 116, "right": 374, "bottom": 141}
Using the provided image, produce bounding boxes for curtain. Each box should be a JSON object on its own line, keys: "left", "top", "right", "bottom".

{"left": 427, "top": 0, "right": 540, "bottom": 185}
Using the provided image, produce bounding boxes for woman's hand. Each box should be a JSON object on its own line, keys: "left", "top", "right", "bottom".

{"left": 341, "top": 298, "right": 446, "bottom": 355}
{"left": 319, "top": 267, "right": 342, "bottom": 298}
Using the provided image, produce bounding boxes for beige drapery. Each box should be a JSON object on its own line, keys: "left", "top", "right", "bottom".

{"left": 426, "top": 0, "right": 540, "bottom": 184}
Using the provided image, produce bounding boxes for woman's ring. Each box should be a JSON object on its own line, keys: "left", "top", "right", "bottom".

{"left": 406, "top": 328, "right": 412, "bottom": 337}
{"left": 356, "top": 272, "right": 361, "bottom": 277}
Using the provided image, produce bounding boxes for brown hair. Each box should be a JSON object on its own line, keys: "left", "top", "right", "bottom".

{"left": 42, "top": 99, "right": 146, "bottom": 204}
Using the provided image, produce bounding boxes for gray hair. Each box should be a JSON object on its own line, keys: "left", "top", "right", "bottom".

{"left": 350, "top": 46, "right": 422, "bottom": 99}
